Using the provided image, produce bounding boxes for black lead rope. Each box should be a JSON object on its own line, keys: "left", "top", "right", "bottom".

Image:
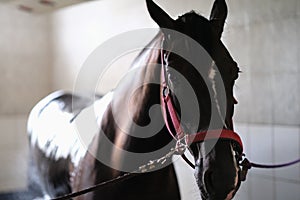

{"left": 239, "top": 157, "right": 300, "bottom": 182}
{"left": 181, "top": 154, "right": 196, "bottom": 169}
{"left": 50, "top": 141, "right": 182, "bottom": 200}
{"left": 51, "top": 173, "right": 138, "bottom": 200}
{"left": 182, "top": 153, "right": 300, "bottom": 170}
{"left": 50, "top": 154, "right": 300, "bottom": 200}
{"left": 241, "top": 158, "right": 300, "bottom": 169}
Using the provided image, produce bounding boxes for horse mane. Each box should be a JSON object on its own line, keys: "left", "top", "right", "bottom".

{"left": 130, "top": 32, "right": 164, "bottom": 69}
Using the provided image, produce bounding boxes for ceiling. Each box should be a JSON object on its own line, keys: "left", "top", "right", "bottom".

{"left": 0, "top": 0, "right": 95, "bottom": 13}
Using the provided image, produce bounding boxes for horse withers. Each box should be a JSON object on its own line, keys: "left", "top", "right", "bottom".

{"left": 27, "top": 0, "right": 242, "bottom": 199}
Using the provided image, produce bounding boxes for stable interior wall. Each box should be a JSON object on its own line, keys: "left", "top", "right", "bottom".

{"left": 0, "top": 0, "right": 299, "bottom": 197}
{"left": 51, "top": 0, "right": 300, "bottom": 126}
{"left": 0, "top": 5, "right": 52, "bottom": 115}
{"left": 226, "top": 0, "right": 300, "bottom": 126}
{"left": 51, "top": 0, "right": 217, "bottom": 94}
{"left": 0, "top": 4, "right": 52, "bottom": 191}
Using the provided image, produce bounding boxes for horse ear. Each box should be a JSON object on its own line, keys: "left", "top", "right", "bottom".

{"left": 209, "top": 0, "right": 228, "bottom": 38}
{"left": 146, "top": 0, "right": 174, "bottom": 29}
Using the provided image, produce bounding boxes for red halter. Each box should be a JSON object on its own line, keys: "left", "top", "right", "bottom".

{"left": 160, "top": 64, "right": 243, "bottom": 151}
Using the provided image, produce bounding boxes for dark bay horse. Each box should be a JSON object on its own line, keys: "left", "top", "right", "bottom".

{"left": 27, "top": 0, "right": 242, "bottom": 199}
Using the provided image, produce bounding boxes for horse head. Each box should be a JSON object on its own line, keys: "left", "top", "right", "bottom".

{"left": 146, "top": 0, "right": 241, "bottom": 199}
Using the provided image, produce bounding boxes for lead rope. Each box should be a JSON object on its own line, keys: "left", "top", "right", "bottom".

{"left": 180, "top": 151, "right": 300, "bottom": 182}
{"left": 51, "top": 44, "right": 187, "bottom": 200}
{"left": 241, "top": 158, "right": 300, "bottom": 169}
{"left": 50, "top": 138, "right": 188, "bottom": 200}
{"left": 180, "top": 148, "right": 300, "bottom": 170}
{"left": 51, "top": 173, "right": 136, "bottom": 200}
{"left": 238, "top": 157, "right": 300, "bottom": 181}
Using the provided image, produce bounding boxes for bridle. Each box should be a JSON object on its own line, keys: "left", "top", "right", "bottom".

{"left": 160, "top": 60, "right": 244, "bottom": 151}
{"left": 159, "top": 35, "right": 243, "bottom": 150}
{"left": 159, "top": 46, "right": 246, "bottom": 173}
{"left": 159, "top": 43, "right": 300, "bottom": 181}
{"left": 49, "top": 38, "right": 300, "bottom": 200}
{"left": 159, "top": 37, "right": 243, "bottom": 144}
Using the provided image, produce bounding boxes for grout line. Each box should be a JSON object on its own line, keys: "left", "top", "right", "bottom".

{"left": 244, "top": 48, "right": 252, "bottom": 199}
{"left": 299, "top": 126, "right": 300, "bottom": 182}
{"left": 250, "top": 172, "right": 300, "bottom": 185}
{"left": 235, "top": 122, "right": 300, "bottom": 128}
{"left": 242, "top": 123, "right": 252, "bottom": 199}
{"left": 270, "top": 67, "right": 276, "bottom": 200}
{"left": 297, "top": 13, "right": 300, "bottom": 184}
{"left": 272, "top": 125, "right": 276, "bottom": 200}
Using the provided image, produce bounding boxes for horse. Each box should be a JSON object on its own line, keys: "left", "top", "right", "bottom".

{"left": 27, "top": 0, "right": 242, "bottom": 199}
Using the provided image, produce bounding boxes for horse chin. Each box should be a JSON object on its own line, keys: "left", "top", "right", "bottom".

{"left": 200, "top": 191, "right": 236, "bottom": 200}
{"left": 199, "top": 189, "right": 237, "bottom": 200}
{"left": 198, "top": 179, "right": 239, "bottom": 200}
{"left": 201, "top": 196, "right": 233, "bottom": 200}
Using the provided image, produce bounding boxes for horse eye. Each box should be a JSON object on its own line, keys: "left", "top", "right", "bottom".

{"left": 232, "top": 141, "right": 237, "bottom": 149}
{"left": 233, "top": 66, "right": 240, "bottom": 80}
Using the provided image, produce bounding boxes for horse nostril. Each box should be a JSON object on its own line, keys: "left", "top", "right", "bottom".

{"left": 204, "top": 170, "right": 214, "bottom": 194}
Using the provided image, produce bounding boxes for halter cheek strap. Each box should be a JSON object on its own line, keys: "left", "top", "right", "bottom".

{"left": 161, "top": 85, "right": 185, "bottom": 140}
{"left": 160, "top": 56, "right": 244, "bottom": 151}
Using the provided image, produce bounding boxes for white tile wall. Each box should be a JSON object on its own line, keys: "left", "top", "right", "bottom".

{"left": 234, "top": 123, "right": 300, "bottom": 200}
{"left": 274, "top": 126, "right": 300, "bottom": 181}
{"left": 0, "top": 115, "right": 28, "bottom": 192}
{"left": 275, "top": 181, "right": 300, "bottom": 200}
{"left": 49, "top": 0, "right": 300, "bottom": 126}
{"left": 0, "top": 4, "right": 52, "bottom": 116}
{"left": 250, "top": 176, "right": 275, "bottom": 200}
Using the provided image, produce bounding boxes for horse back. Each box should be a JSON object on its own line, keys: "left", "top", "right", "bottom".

{"left": 27, "top": 91, "right": 101, "bottom": 197}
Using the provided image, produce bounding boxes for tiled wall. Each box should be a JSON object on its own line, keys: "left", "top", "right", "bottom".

{"left": 234, "top": 124, "right": 300, "bottom": 200}
{"left": 224, "top": 0, "right": 300, "bottom": 126}
{"left": 0, "top": 2, "right": 51, "bottom": 194}
{"left": 0, "top": 116, "right": 28, "bottom": 192}
{"left": 0, "top": 4, "right": 52, "bottom": 115}
{"left": 50, "top": 0, "right": 300, "bottom": 126}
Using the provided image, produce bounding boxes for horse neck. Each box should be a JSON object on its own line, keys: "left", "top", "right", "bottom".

{"left": 96, "top": 34, "right": 173, "bottom": 173}
{"left": 113, "top": 33, "right": 164, "bottom": 134}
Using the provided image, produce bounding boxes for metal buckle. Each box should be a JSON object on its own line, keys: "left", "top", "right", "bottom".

{"left": 174, "top": 135, "right": 188, "bottom": 155}
{"left": 163, "top": 86, "right": 169, "bottom": 97}
{"left": 239, "top": 157, "right": 251, "bottom": 182}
